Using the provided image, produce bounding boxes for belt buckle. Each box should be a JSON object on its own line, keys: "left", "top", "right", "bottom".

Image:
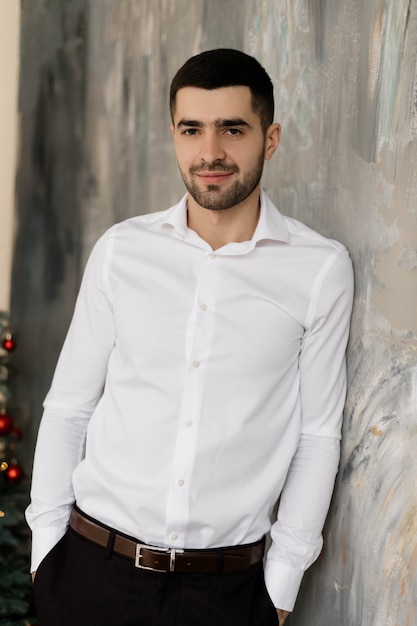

{"left": 135, "top": 543, "right": 184, "bottom": 572}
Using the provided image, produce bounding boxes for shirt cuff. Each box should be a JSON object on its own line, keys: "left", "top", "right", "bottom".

{"left": 30, "top": 526, "right": 68, "bottom": 573}
{"left": 264, "top": 559, "right": 304, "bottom": 612}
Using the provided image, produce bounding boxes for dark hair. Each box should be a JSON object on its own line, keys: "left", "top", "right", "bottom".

{"left": 170, "top": 48, "right": 274, "bottom": 132}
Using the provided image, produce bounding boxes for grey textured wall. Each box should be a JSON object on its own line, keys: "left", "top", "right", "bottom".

{"left": 11, "top": 1, "right": 417, "bottom": 624}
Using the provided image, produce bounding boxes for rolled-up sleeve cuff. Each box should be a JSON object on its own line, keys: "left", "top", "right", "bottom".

{"left": 31, "top": 526, "right": 68, "bottom": 573}
{"left": 264, "top": 559, "right": 304, "bottom": 612}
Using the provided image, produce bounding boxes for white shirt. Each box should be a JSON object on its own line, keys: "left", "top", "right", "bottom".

{"left": 26, "top": 190, "right": 354, "bottom": 611}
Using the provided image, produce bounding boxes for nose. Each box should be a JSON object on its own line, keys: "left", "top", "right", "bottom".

{"left": 200, "top": 131, "right": 226, "bottom": 164}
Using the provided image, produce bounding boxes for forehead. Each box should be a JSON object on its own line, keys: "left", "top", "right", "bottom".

{"left": 173, "top": 86, "right": 257, "bottom": 124}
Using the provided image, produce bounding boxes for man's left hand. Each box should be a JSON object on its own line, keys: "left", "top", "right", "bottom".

{"left": 276, "top": 608, "right": 290, "bottom": 625}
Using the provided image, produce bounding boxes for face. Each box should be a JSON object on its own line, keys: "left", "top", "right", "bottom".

{"left": 171, "top": 86, "right": 280, "bottom": 211}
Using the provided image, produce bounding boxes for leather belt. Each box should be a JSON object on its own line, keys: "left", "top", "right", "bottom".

{"left": 69, "top": 508, "right": 264, "bottom": 574}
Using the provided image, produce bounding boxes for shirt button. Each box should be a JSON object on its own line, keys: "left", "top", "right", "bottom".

{"left": 178, "top": 479, "right": 185, "bottom": 486}
{"left": 193, "top": 360, "right": 200, "bottom": 368}
{"left": 210, "top": 254, "right": 216, "bottom": 260}
{"left": 171, "top": 533, "right": 178, "bottom": 540}
{"left": 200, "top": 304, "right": 207, "bottom": 311}
{"left": 186, "top": 420, "right": 193, "bottom": 427}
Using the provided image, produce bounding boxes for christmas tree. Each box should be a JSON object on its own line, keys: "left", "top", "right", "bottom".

{"left": 0, "top": 311, "right": 37, "bottom": 625}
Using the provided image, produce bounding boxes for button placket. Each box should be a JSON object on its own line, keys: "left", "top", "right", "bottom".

{"left": 164, "top": 254, "right": 219, "bottom": 544}
{"left": 189, "top": 254, "right": 218, "bottom": 372}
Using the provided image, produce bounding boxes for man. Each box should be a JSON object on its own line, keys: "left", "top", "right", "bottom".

{"left": 27, "top": 49, "right": 354, "bottom": 625}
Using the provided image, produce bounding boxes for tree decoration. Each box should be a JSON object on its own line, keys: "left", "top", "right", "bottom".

{"left": 0, "top": 411, "right": 13, "bottom": 435}
{"left": 4, "top": 462, "right": 24, "bottom": 486}
{"left": 2, "top": 333, "right": 17, "bottom": 352}
{"left": 0, "top": 311, "right": 37, "bottom": 624}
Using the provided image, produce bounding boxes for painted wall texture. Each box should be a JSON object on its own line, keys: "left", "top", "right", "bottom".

{"left": 0, "top": 1, "right": 20, "bottom": 310}
{"left": 10, "top": 1, "right": 417, "bottom": 624}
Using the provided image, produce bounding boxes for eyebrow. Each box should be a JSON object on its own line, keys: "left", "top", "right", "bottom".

{"left": 176, "top": 118, "right": 251, "bottom": 129}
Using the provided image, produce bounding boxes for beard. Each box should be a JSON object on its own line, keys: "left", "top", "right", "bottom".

{"left": 179, "top": 149, "right": 265, "bottom": 211}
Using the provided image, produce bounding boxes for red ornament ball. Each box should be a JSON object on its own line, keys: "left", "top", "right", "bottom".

{"left": 2, "top": 336, "right": 17, "bottom": 352}
{"left": 4, "top": 463, "right": 24, "bottom": 484}
{"left": 0, "top": 413, "right": 13, "bottom": 435}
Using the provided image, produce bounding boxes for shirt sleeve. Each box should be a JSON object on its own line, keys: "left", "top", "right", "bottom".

{"left": 264, "top": 247, "right": 354, "bottom": 611}
{"left": 25, "top": 230, "right": 117, "bottom": 572}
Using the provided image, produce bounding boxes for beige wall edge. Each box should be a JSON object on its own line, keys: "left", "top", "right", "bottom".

{"left": 0, "top": 1, "right": 20, "bottom": 311}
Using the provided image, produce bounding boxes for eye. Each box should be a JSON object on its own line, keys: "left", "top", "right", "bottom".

{"left": 225, "top": 128, "right": 243, "bottom": 136}
{"left": 181, "top": 128, "right": 199, "bottom": 136}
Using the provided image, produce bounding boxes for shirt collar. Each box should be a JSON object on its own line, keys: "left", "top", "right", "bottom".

{"left": 161, "top": 188, "right": 289, "bottom": 247}
{"left": 162, "top": 194, "right": 189, "bottom": 238}
{"left": 253, "top": 189, "right": 289, "bottom": 244}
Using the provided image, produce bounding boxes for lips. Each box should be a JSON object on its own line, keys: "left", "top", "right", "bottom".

{"left": 191, "top": 165, "right": 238, "bottom": 185}
{"left": 196, "top": 172, "right": 234, "bottom": 184}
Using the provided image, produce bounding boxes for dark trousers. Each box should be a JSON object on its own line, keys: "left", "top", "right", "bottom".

{"left": 33, "top": 525, "right": 279, "bottom": 626}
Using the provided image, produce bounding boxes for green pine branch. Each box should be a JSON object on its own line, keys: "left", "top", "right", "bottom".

{"left": 0, "top": 485, "right": 36, "bottom": 624}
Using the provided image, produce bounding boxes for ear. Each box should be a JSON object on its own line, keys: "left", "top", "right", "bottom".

{"left": 170, "top": 124, "right": 175, "bottom": 137}
{"left": 264, "top": 123, "right": 281, "bottom": 160}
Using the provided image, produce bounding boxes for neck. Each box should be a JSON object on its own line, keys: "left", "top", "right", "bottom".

{"left": 187, "top": 187, "right": 261, "bottom": 250}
